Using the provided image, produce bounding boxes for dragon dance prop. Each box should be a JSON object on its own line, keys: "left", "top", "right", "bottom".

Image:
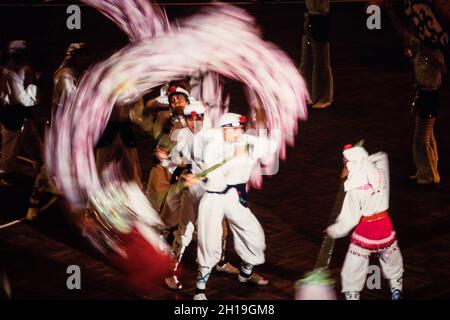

{"left": 47, "top": 2, "right": 309, "bottom": 206}
{"left": 190, "top": 70, "right": 230, "bottom": 128}
{"left": 295, "top": 140, "right": 364, "bottom": 300}
{"left": 81, "top": 0, "right": 170, "bottom": 41}
{"left": 46, "top": 0, "right": 308, "bottom": 292}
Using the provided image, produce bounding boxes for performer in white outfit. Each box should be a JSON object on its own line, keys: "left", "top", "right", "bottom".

{"left": 192, "top": 113, "right": 277, "bottom": 300}
{"left": 327, "top": 144, "right": 404, "bottom": 300}
{"left": 0, "top": 40, "right": 41, "bottom": 187}
{"left": 163, "top": 102, "right": 239, "bottom": 290}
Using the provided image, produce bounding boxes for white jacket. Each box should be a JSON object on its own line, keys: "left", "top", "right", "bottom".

{"left": 327, "top": 152, "right": 390, "bottom": 239}
{"left": 202, "top": 131, "right": 278, "bottom": 192}
{"left": 0, "top": 66, "right": 37, "bottom": 107}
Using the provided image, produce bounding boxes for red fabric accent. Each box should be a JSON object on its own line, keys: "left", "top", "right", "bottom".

{"left": 109, "top": 228, "right": 171, "bottom": 295}
{"left": 342, "top": 144, "right": 353, "bottom": 162}
{"left": 239, "top": 115, "right": 247, "bottom": 124}
{"left": 343, "top": 144, "right": 353, "bottom": 150}
{"left": 351, "top": 213, "right": 396, "bottom": 250}
{"left": 190, "top": 111, "right": 198, "bottom": 119}
{"left": 169, "top": 85, "right": 177, "bottom": 92}
{"left": 360, "top": 211, "right": 389, "bottom": 223}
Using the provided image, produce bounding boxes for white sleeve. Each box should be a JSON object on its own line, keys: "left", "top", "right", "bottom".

{"left": 203, "top": 140, "right": 222, "bottom": 167}
{"left": 59, "top": 76, "right": 76, "bottom": 101}
{"left": 169, "top": 147, "right": 183, "bottom": 166}
{"left": 202, "top": 138, "right": 227, "bottom": 174}
{"left": 156, "top": 94, "right": 169, "bottom": 104}
{"left": 169, "top": 129, "right": 186, "bottom": 166}
{"left": 327, "top": 190, "right": 362, "bottom": 239}
{"left": 7, "top": 75, "right": 37, "bottom": 107}
{"left": 246, "top": 135, "right": 278, "bottom": 162}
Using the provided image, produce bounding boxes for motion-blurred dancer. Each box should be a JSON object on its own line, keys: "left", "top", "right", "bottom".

{"left": 192, "top": 113, "right": 277, "bottom": 300}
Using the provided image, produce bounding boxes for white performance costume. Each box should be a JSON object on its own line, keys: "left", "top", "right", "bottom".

{"left": 165, "top": 102, "right": 211, "bottom": 275}
{"left": 164, "top": 102, "right": 239, "bottom": 290}
{"left": 194, "top": 113, "right": 277, "bottom": 300}
{"left": 0, "top": 67, "right": 37, "bottom": 107}
{"left": 327, "top": 146, "right": 404, "bottom": 300}
{"left": 0, "top": 40, "right": 41, "bottom": 183}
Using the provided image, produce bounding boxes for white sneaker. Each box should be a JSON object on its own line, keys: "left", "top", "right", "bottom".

{"left": 165, "top": 275, "right": 182, "bottom": 290}
{"left": 238, "top": 272, "right": 269, "bottom": 286}
{"left": 216, "top": 262, "right": 240, "bottom": 275}
{"left": 193, "top": 293, "right": 207, "bottom": 300}
{"left": 344, "top": 291, "right": 360, "bottom": 300}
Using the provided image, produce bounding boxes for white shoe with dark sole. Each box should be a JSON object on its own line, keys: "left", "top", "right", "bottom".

{"left": 193, "top": 293, "right": 207, "bottom": 300}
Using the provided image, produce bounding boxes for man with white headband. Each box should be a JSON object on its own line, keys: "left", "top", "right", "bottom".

{"left": 327, "top": 144, "right": 404, "bottom": 300}
{"left": 163, "top": 101, "right": 239, "bottom": 290}
{"left": 191, "top": 112, "right": 277, "bottom": 300}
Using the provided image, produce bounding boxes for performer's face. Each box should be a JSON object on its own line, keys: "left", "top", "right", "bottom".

{"left": 223, "top": 126, "right": 243, "bottom": 143}
{"left": 186, "top": 114, "right": 204, "bottom": 133}
{"left": 170, "top": 94, "right": 188, "bottom": 112}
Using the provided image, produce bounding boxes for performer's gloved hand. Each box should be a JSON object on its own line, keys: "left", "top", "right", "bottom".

{"left": 325, "top": 226, "right": 337, "bottom": 239}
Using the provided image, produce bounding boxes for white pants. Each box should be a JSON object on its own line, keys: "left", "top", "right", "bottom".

{"left": 197, "top": 188, "right": 266, "bottom": 268}
{"left": 341, "top": 242, "right": 404, "bottom": 293}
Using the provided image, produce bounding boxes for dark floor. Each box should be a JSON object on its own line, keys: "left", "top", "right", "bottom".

{"left": 1, "top": 2, "right": 450, "bottom": 300}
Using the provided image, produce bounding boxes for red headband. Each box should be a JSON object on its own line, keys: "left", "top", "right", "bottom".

{"left": 343, "top": 144, "right": 353, "bottom": 151}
